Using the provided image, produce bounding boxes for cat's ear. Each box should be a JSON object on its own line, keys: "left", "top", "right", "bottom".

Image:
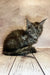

{"left": 26, "top": 18, "right": 32, "bottom": 28}
{"left": 39, "top": 18, "right": 47, "bottom": 25}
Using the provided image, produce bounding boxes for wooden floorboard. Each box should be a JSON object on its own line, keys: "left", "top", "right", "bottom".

{"left": 34, "top": 48, "right": 50, "bottom": 75}
{"left": 9, "top": 54, "right": 43, "bottom": 75}
{"left": 0, "top": 54, "right": 16, "bottom": 75}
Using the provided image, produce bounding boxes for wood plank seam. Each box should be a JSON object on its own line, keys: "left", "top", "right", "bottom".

{"left": 8, "top": 56, "right": 16, "bottom": 75}
{"left": 32, "top": 53, "right": 46, "bottom": 75}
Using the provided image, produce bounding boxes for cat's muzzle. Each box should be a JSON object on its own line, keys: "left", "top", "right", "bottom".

{"left": 33, "top": 37, "right": 38, "bottom": 43}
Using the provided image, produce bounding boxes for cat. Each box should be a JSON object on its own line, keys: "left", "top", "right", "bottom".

{"left": 3, "top": 18, "right": 46, "bottom": 56}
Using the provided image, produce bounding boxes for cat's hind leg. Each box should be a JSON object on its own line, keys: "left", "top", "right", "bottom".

{"left": 3, "top": 46, "right": 29, "bottom": 56}
{"left": 3, "top": 46, "right": 37, "bottom": 56}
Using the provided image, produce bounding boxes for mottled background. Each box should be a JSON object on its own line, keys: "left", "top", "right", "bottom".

{"left": 0, "top": 0, "right": 50, "bottom": 48}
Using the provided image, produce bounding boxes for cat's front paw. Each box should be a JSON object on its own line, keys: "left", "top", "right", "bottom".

{"left": 30, "top": 47, "right": 37, "bottom": 53}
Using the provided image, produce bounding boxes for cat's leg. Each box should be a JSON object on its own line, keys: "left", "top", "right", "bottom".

{"left": 3, "top": 46, "right": 29, "bottom": 56}
{"left": 16, "top": 50, "right": 30, "bottom": 56}
{"left": 3, "top": 46, "right": 37, "bottom": 56}
{"left": 30, "top": 46, "right": 37, "bottom": 53}
{"left": 15, "top": 46, "right": 37, "bottom": 56}
{"left": 15, "top": 46, "right": 31, "bottom": 56}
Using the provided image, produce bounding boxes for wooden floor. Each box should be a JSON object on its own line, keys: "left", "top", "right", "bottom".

{"left": 0, "top": 48, "right": 50, "bottom": 75}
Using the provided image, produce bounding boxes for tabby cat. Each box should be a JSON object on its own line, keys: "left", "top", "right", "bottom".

{"left": 3, "top": 18, "right": 46, "bottom": 56}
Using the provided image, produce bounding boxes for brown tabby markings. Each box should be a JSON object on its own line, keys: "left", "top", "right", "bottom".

{"left": 3, "top": 18, "right": 46, "bottom": 56}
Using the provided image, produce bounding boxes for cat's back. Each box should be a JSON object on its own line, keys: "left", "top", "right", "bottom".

{"left": 7, "top": 30, "right": 26, "bottom": 38}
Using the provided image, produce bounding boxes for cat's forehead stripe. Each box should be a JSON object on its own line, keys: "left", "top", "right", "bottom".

{"left": 33, "top": 23, "right": 39, "bottom": 27}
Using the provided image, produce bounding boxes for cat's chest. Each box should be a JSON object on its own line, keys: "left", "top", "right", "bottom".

{"left": 21, "top": 35, "right": 27, "bottom": 40}
{"left": 21, "top": 34, "right": 34, "bottom": 45}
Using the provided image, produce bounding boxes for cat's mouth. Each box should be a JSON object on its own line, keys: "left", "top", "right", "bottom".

{"left": 33, "top": 39, "right": 37, "bottom": 43}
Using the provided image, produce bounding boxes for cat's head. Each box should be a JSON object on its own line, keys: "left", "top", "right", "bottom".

{"left": 26, "top": 18, "right": 46, "bottom": 42}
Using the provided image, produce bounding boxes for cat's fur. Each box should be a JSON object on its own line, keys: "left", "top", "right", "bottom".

{"left": 3, "top": 18, "right": 46, "bottom": 56}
